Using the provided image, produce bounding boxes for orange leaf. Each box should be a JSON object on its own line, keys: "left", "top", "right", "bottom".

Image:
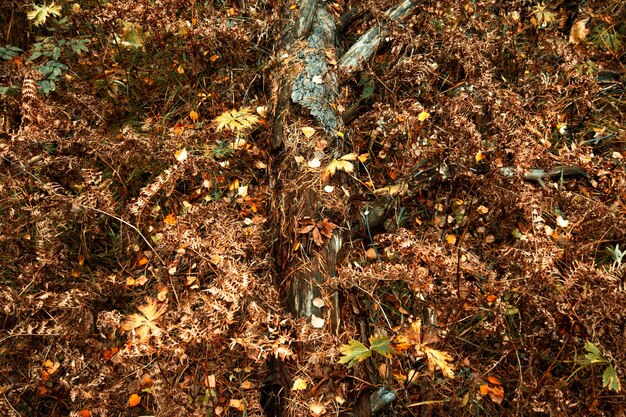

{"left": 210, "top": 54, "right": 220, "bottom": 62}
{"left": 136, "top": 257, "right": 149, "bottom": 267}
{"left": 486, "top": 294, "right": 497, "bottom": 303}
{"left": 479, "top": 384, "right": 491, "bottom": 396}
{"left": 163, "top": 213, "right": 177, "bottom": 225}
{"left": 129, "top": 393, "right": 141, "bottom": 407}
{"left": 141, "top": 376, "right": 154, "bottom": 388}
{"left": 488, "top": 385, "right": 504, "bottom": 404}
{"left": 229, "top": 399, "right": 244, "bottom": 411}
{"left": 487, "top": 375, "right": 502, "bottom": 385}
{"left": 78, "top": 410, "right": 92, "bottom": 417}
{"left": 189, "top": 110, "right": 199, "bottom": 122}
{"left": 491, "top": 384, "right": 504, "bottom": 397}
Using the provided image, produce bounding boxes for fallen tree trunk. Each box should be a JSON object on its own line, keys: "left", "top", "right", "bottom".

{"left": 265, "top": 0, "right": 418, "bottom": 415}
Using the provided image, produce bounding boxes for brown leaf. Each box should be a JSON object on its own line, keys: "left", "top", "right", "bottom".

{"left": 317, "top": 218, "right": 337, "bottom": 238}
{"left": 298, "top": 217, "right": 316, "bottom": 234}
{"left": 299, "top": 224, "right": 316, "bottom": 234}
{"left": 312, "top": 227, "right": 323, "bottom": 246}
{"left": 569, "top": 18, "right": 590, "bottom": 44}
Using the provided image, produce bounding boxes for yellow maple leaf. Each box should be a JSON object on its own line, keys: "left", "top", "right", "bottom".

{"left": 323, "top": 159, "right": 354, "bottom": 180}
{"left": 121, "top": 298, "right": 167, "bottom": 342}
{"left": 394, "top": 320, "right": 422, "bottom": 351}
{"left": 27, "top": 2, "right": 62, "bottom": 26}
{"left": 214, "top": 107, "right": 259, "bottom": 132}
{"left": 424, "top": 346, "right": 455, "bottom": 378}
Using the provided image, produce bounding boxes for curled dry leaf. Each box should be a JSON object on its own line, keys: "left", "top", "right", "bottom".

{"left": 569, "top": 18, "right": 590, "bottom": 44}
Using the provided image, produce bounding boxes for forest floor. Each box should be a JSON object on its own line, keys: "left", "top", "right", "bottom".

{"left": 1, "top": 0, "right": 625, "bottom": 416}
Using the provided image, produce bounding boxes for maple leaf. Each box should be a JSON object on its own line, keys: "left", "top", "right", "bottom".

{"left": 121, "top": 298, "right": 167, "bottom": 342}
{"left": 394, "top": 320, "right": 455, "bottom": 378}
{"left": 394, "top": 320, "right": 422, "bottom": 351}
{"left": 369, "top": 335, "right": 395, "bottom": 358}
{"left": 27, "top": 2, "right": 62, "bottom": 26}
{"left": 424, "top": 346, "right": 455, "bottom": 378}
{"left": 338, "top": 339, "right": 371, "bottom": 367}
{"left": 214, "top": 107, "right": 259, "bottom": 132}
{"left": 323, "top": 158, "right": 354, "bottom": 180}
{"left": 298, "top": 217, "right": 337, "bottom": 246}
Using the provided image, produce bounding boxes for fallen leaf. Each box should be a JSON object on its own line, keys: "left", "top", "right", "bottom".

{"left": 214, "top": 107, "right": 259, "bottom": 132}
{"left": 556, "top": 215, "right": 569, "bottom": 228}
{"left": 487, "top": 375, "right": 502, "bottom": 385}
{"left": 175, "top": 147, "right": 188, "bottom": 162}
{"left": 446, "top": 234, "right": 457, "bottom": 245}
{"left": 323, "top": 159, "right": 354, "bottom": 180}
{"left": 163, "top": 213, "right": 177, "bottom": 225}
{"left": 339, "top": 339, "right": 371, "bottom": 367}
{"left": 418, "top": 111, "right": 430, "bottom": 121}
{"left": 229, "top": 399, "right": 244, "bottom": 411}
{"left": 189, "top": 110, "right": 199, "bottom": 122}
{"left": 339, "top": 152, "right": 358, "bottom": 161}
{"left": 292, "top": 378, "right": 308, "bottom": 391}
{"left": 308, "top": 158, "right": 321, "bottom": 168}
{"left": 479, "top": 384, "right": 491, "bottom": 396}
{"left": 301, "top": 127, "right": 316, "bottom": 138}
{"left": 313, "top": 297, "right": 325, "bottom": 308}
{"left": 369, "top": 335, "right": 395, "bottom": 358}
{"left": 373, "top": 183, "right": 408, "bottom": 197}
{"left": 121, "top": 298, "right": 167, "bottom": 342}
{"left": 309, "top": 401, "right": 326, "bottom": 417}
{"left": 129, "top": 393, "right": 141, "bottom": 407}
{"left": 488, "top": 384, "right": 504, "bottom": 404}
{"left": 569, "top": 18, "right": 590, "bottom": 44}
{"left": 311, "top": 314, "right": 325, "bottom": 328}
{"left": 424, "top": 346, "right": 455, "bottom": 378}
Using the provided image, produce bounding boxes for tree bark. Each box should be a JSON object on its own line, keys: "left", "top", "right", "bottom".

{"left": 265, "top": 1, "right": 417, "bottom": 415}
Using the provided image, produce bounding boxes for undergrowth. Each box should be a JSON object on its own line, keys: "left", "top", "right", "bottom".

{"left": 1, "top": 0, "right": 625, "bottom": 416}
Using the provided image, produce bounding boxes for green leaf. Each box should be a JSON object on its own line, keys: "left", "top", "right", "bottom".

{"left": 602, "top": 364, "right": 622, "bottom": 392}
{"left": 338, "top": 340, "right": 371, "bottom": 368}
{"left": 369, "top": 335, "right": 395, "bottom": 358}
{"left": 27, "top": 2, "right": 62, "bottom": 27}
{"left": 584, "top": 341, "right": 607, "bottom": 364}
